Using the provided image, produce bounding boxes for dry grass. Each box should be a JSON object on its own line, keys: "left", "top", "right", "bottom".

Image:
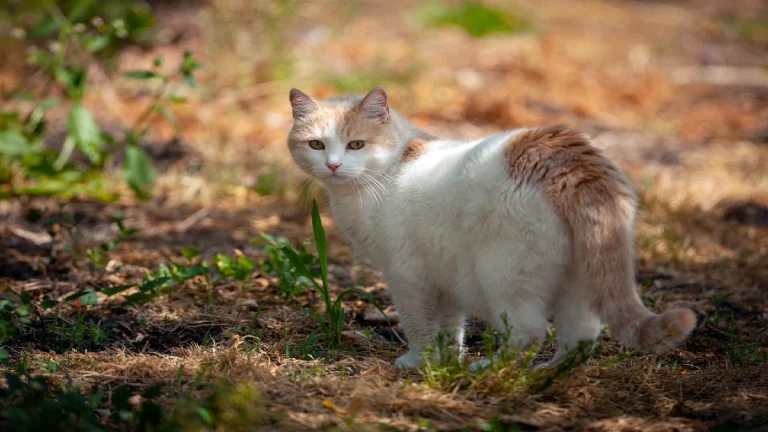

{"left": 1, "top": 0, "right": 767, "bottom": 430}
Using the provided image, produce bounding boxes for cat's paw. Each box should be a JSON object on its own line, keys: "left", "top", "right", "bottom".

{"left": 468, "top": 358, "right": 492, "bottom": 372}
{"left": 394, "top": 351, "right": 422, "bottom": 369}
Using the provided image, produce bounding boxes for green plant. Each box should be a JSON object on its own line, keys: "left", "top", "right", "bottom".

{"left": 418, "top": 313, "right": 597, "bottom": 395}
{"left": 252, "top": 233, "right": 318, "bottom": 297}
{"left": 718, "top": 311, "right": 763, "bottom": 367}
{"left": 0, "top": 3, "right": 200, "bottom": 200}
{"left": 418, "top": 0, "right": 530, "bottom": 38}
{"left": 40, "top": 311, "right": 112, "bottom": 353}
{"left": 281, "top": 200, "right": 388, "bottom": 350}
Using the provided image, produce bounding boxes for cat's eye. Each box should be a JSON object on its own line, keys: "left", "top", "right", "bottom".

{"left": 309, "top": 140, "right": 325, "bottom": 150}
{"left": 348, "top": 140, "right": 365, "bottom": 150}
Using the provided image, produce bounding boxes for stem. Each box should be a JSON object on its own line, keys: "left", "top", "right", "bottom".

{"left": 53, "top": 135, "right": 76, "bottom": 171}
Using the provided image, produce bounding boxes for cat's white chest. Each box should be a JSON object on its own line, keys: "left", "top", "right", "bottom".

{"left": 328, "top": 191, "right": 392, "bottom": 267}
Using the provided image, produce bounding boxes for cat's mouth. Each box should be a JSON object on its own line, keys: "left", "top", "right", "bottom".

{"left": 327, "top": 174, "right": 352, "bottom": 184}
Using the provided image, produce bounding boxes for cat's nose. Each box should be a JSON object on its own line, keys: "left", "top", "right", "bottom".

{"left": 326, "top": 162, "right": 342, "bottom": 172}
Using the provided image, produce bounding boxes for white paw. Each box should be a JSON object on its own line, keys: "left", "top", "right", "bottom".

{"left": 394, "top": 351, "right": 423, "bottom": 369}
{"left": 468, "top": 358, "right": 492, "bottom": 372}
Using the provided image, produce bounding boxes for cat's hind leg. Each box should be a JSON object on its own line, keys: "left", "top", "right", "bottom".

{"left": 469, "top": 296, "right": 550, "bottom": 371}
{"left": 537, "top": 277, "right": 601, "bottom": 369}
{"left": 435, "top": 294, "right": 466, "bottom": 363}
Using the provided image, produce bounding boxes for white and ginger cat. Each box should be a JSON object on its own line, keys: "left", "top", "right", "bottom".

{"left": 286, "top": 86, "right": 696, "bottom": 369}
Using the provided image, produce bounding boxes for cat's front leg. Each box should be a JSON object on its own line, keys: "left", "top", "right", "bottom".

{"left": 386, "top": 275, "right": 440, "bottom": 369}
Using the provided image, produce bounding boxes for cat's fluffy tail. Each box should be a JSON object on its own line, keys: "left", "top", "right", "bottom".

{"left": 565, "top": 147, "right": 696, "bottom": 353}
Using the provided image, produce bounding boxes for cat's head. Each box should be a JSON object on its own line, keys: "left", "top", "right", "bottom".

{"left": 286, "top": 87, "right": 400, "bottom": 185}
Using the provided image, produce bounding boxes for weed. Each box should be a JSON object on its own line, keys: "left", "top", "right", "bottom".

{"left": 719, "top": 311, "right": 763, "bottom": 367}
{"left": 41, "top": 311, "right": 112, "bottom": 353}
{"left": 252, "top": 232, "right": 318, "bottom": 297}
{"left": 419, "top": 314, "right": 599, "bottom": 395}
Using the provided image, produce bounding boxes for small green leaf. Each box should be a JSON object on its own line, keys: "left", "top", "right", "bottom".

{"left": 20, "top": 290, "right": 31, "bottom": 305}
{"left": 85, "top": 35, "right": 110, "bottom": 52}
{"left": 181, "top": 246, "right": 202, "bottom": 260}
{"left": 80, "top": 290, "right": 99, "bottom": 305}
{"left": 167, "top": 96, "right": 187, "bottom": 104}
{"left": 124, "top": 70, "right": 165, "bottom": 80}
{"left": 181, "top": 51, "right": 201, "bottom": 87}
{"left": 124, "top": 144, "right": 156, "bottom": 197}
{"left": 237, "top": 255, "right": 255, "bottom": 270}
{"left": 125, "top": 292, "right": 154, "bottom": 302}
{"left": 64, "top": 289, "right": 99, "bottom": 305}
{"left": 140, "top": 276, "right": 171, "bottom": 292}
{"left": 0, "top": 130, "right": 38, "bottom": 156}
{"left": 67, "top": 103, "right": 102, "bottom": 163}
{"left": 102, "top": 284, "right": 136, "bottom": 296}
{"left": 195, "top": 406, "right": 213, "bottom": 426}
{"left": 41, "top": 300, "right": 58, "bottom": 309}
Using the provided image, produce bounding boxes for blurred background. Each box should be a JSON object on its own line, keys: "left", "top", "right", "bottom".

{"left": 0, "top": 1, "right": 767, "bottom": 429}
{"left": 1, "top": 0, "right": 766, "bottom": 212}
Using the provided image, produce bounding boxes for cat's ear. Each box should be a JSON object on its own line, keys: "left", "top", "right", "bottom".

{"left": 289, "top": 88, "right": 318, "bottom": 120}
{"left": 358, "top": 87, "right": 389, "bottom": 123}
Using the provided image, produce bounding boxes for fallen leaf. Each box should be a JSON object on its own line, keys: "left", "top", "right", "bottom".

{"left": 322, "top": 399, "right": 347, "bottom": 415}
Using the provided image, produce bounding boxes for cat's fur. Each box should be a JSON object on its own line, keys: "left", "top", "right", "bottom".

{"left": 286, "top": 86, "right": 696, "bottom": 368}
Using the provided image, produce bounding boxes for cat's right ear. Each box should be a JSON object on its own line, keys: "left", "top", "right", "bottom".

{"left": 289, "top": 88, "right": 318, "bottom": 120}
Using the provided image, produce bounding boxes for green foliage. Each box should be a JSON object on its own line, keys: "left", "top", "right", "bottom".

{"left": 251, "top": 233, "right": 318, "bottom": 296}
{"left": 213, "top": 253, "right": 255, "bottom": 282}
{"left": 419, "top": 314, "right": 597, "bottom": 395}
{"left": 0, "top": 363, "right": 266, "bottom": 432}
{"left": 41, "top": 312, "right": 111, "bottom": 353}
{"left": 706, "top": 294, "right": 764, "bottom": 366}
{"left": 718, "top": 311, "right": 764, "bottom": 367}
{"left": 0, "top": 3, "right": 200, "bottom": 200}
{"left": 419, "top": 0, "right": 530, "bottom": 37}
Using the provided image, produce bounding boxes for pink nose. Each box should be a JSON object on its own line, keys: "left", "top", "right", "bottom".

{"left": 326, "top": 162, "right": 342, "bottom": 172}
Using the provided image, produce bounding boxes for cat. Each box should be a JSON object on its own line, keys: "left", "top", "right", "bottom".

{"left": 285, "top": 86, "right": 697, "bottom": 369}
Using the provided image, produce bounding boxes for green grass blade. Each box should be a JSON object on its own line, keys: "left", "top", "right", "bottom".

{"left": 310, "top": 200, "right": 329, "bottom": 291}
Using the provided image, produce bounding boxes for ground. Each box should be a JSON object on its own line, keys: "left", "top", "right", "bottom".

{"left": 1, "top": 0, "right": 767, "bottom": 430}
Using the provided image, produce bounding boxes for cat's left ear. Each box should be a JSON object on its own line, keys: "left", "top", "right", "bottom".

{"left": 289, "top": 88, "right": 318, "bottom": 120}
{"left": 358, "top": 87, "right": 389, "bottom": 123}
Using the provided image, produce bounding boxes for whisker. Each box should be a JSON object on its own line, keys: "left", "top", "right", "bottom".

{"left": 352, "top": 177, "right": 364, "bottom": 214}
{"left": 362, "top": 181, "right": 382, "bottom": 210}
{"left": 367, "top": 169, "right": 395, "bottom": 182}
{"left": 360, "top": 172, "right": 388, "bottom": 202}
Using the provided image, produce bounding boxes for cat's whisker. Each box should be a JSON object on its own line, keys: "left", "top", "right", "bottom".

{"left": 299, "top": 177, "right": 317, "bottom": 213}
{"left": 360, "top": 180, "right": 382, "bottom": 210}
{"left": 361, "top": 172, "right": 390, "bottom": 199}
{"left": 351, "top": 177, "right": 364, "bottom": 214}
{"left": 360, "top": 173, "right": 386, "bottom": 207}
{"left": 359, "top": 172, "right": 384, "bottom": 195}
{"left": 366, "top": 169, "right": 395, "bottom": 183}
